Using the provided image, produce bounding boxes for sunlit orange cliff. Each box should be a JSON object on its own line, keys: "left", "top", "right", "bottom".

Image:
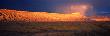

{"left": 0, "top": 9, "right": 110, "bottom": 22}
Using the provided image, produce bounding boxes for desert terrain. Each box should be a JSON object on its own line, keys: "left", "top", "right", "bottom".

{"left": 0, "top": 9, "right": 110, "bottom": 36}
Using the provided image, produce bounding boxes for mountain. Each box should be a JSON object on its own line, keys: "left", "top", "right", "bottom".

{"left": 0, "top": 9, "right": 110, "bottom": 36}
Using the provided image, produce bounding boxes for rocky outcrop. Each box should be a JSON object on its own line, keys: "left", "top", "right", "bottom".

{"left": 0, "top": 9, "right": 87, "bottom": 22}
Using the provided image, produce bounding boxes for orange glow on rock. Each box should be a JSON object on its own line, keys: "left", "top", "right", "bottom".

{"left": 0, "top": 9, "right": 110, "bottom": 22}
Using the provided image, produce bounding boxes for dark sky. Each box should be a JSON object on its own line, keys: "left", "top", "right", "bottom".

{"left": 0, "top": 0, "right": 110, "bottom": 16}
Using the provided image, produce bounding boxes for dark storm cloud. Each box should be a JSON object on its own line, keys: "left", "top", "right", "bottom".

{"left": 91, "top": 0, "right": 110, "bottom": 7}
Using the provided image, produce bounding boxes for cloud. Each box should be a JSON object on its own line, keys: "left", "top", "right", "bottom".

{"left": 91, "top": 0, "right": 110, "bottom": 7}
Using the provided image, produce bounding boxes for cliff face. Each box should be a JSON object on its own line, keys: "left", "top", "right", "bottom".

{"left": 0, "top": 9, "right": 86, "bottom": 22}
{"left": 0, "top": 10, "right": 29, "bottom": 22}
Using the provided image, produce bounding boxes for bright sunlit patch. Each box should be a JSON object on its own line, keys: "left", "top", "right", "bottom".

{"left": 57, "top": 3, "right": 93, "bottom": 17}
{"left": 69, "top": 4, "right": 92, "bottom": 16}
